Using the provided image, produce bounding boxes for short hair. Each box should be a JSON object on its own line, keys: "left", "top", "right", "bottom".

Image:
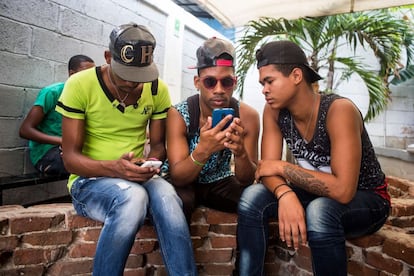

{"left": 68, "top": 55, "right": 94, "bottom": 72}
{"left": 271, "top": 63, "right": 313, "bottom": 84}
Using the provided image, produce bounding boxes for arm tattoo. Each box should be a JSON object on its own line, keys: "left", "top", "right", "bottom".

{"left": 283, "top": 164, "right": 329, "bottom": 196}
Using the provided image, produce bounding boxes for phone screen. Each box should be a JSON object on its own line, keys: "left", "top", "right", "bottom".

{"left": 212, "top": 108, "right": 234, "bottom": 128}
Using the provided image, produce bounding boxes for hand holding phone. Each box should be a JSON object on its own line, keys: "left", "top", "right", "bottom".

{"left": 212, "top": 108, "right": 234, "bottom": 129}
{"left": 139, "top": 160, "right": 162, "bottom": 169}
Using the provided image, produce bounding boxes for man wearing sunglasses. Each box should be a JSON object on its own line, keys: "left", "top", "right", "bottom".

{"left": 162, "top": 37, "right": 260, "bottom": 223}
{"left": 55, "top": 23, "right": 196, "bottom": 276}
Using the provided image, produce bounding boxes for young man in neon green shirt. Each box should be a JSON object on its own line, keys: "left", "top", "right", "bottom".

{"left": 56, "top": 23, "right": 196, "bottom": 276}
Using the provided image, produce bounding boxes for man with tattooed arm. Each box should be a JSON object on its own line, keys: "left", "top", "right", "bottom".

{"left": 236, "top": 41, "right": 390, "bottom": 276}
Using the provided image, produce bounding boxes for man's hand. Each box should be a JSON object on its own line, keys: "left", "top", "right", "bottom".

{"left": 223, "top": 118, "right": 246, "bottom": 157}
{"left": 198, "top": 116, "right": 232, "bottom": 154}
{"left": 277, "top": 190, "right": 307, "bottom": 249}
{"left": 255, "top": 160, "right": 283, "bottom": 181}
{"left": 113, "top": 152, "right": 160, "bottom": 182}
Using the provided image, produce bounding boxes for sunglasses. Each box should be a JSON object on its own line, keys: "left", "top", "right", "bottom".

{"left": 200, "top": 76, "right": 236, "bottom": 90}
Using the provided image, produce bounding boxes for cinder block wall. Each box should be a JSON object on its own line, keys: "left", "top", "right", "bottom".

{"left": 0, "top": 176, "right": 413, "bottom": 275}
{"left": 0, "top": 0, "right": 219, "bottom": 177}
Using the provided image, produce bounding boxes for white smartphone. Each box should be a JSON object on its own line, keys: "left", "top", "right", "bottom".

{"left": 139, "top": 160, "right": 162, "bottom": 169}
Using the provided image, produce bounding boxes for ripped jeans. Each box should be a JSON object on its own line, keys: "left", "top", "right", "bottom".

{"left": 71, "top": 176, "right": 197, "bottom": 276}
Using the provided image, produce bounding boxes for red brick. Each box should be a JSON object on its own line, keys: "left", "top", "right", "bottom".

{"left": 191, "top": 208, "right": 206, "bottom": 222}
{"left": 10, "top": 213, "right": 65, "bottom": 234}
{"left": 47, "top": 259, "right": 93, "bottom": 276}
{"left": 124, "top": 267, "right": 147, "bottom": 276}
{"left": 387, "top": 176, "right": 412, "bottom": 192}
{"left": 205, "top": 209, "right": 237, "bottom": 224}
{"left": 190, "top": 223, "right": 209, "bottom": 237}
{"left": 125, "top": 254, "right": 144, "bottom": 268}
{"left": 29, "top": 203, "right": 74, "bottom": 213}
{"left": 389, "top": 185, "right": 403, "bottom": 197}
{"left": 209, "top": 223, "right": 237, "bottom": 235}
{"left": 383, "top": 232, "right": 414, "bottom": 266}
{"left": 293, "top": 252, "right": 312, "bottom": 272}
{"left": 347, "top": 259, "right": 380, "bottom": 276}
{"left": 0, "top": 235, "right": 19, "bottom": 251}
{"left": 13, "top": 247, "right": 65, "bottom": 265}
{"left": 0, "top": 264, "right": 45, "bottom": 276}
{"left": 67, "top": 214, "right": 102, "bottom": 228}
{"left": 79, "top": 227, "right": 101, "bottom": 241}
{"left": 136, "top": 224, "right": 157, "bottom": 239}
{"left": 130, "top": 239, "right": 157, "bottom": 254}
{"left": 388, "top": 215, "right": 414, "bottom": 228}
{"left": 264, "top": 262, "right": 282, "bottom": 275}
{"left": 0, "top": 205, "right": 24, "bottom": 213}
{"left": 22, "top": 230, "right": 72, "bottom": 246}
{"left": 191, "top": 236, "right": 204, "bottom": 249}
{"left": 210, "top": 235, "right": 236, "bottom": 248}
{"left": 69, "top": 242, "right": 97, "bottom": 258}
{"left": 286, "top": 262, "right": 313, "bottom": 275}
{"left": 146, "top": 250, "right": 164, "bottom": 265}
{"left": 203, "top": 263, "right": 235, "bottom": 275}
{"left": 296, "top": 244, "right": 311, "bottom": 258}
{"left": 364, "top": 249, "right": 403, "bottom": 274}
{"left": 391, "top": 198, "right": 414, "bottom": 216}
{"left": 347, "top": 232, "right": 385, "bottom": 248}
{"left": 194, "top": 248, "right": 233, "bottom": 263}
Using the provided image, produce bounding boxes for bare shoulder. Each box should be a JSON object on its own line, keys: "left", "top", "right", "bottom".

{"left": 329, "top": 97, "right": 360, "bottom": 114}
{"left": 327, "top": 97, "right": 363, "bottom": 131}
{"left": 166, "top": 106, "right": 187, "bottom": 132}
{"left": 239, "top": 102, "right": 260, "bottom": 120}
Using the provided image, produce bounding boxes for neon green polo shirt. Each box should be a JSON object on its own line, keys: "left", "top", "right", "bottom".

{"left": 56, "top": 67, "right": 171, "bottom": 191}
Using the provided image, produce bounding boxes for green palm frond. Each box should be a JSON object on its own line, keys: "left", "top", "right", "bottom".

{"left": 336, "top": 57, "right": 389, "bottom": 121}
{"left": 391, "top": 65, "right": 414, "bottom": 84}
{"left": 235, "top": 8, "right": 414, "bottom": 120}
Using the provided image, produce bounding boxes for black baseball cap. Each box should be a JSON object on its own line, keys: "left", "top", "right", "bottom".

{"left": 191, "top": 37, "right": 235, "bottom": 69}
{"left": 109, "top": 23, "right": 159, "bottom": 82}
{"left": 256, "top": 40, "right": 322, "bottom": 82}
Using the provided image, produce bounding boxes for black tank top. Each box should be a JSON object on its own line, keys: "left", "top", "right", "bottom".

{"left": 278, "top": 93, "right": 387, "bottom": 194}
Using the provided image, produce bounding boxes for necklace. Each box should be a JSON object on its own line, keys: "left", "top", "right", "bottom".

{"left": 291, "top": 93, "right": 317, "bottom": 164}
{"left": 107, "top": 67, "right": 129, "bottom": 109}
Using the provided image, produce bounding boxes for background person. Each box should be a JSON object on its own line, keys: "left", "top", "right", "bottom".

{"left": 56, "top": 23, "right": 196, "bottom": 276}
{"left": 162, "top": 37, "right": 260, "bottom": 221}
{"left": 237, "top": 40, "right": 390, "bottom": 276}
{"left": 19, "top": 55, "right": 95, "bottom": 176}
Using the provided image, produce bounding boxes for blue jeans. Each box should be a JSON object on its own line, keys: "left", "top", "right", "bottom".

{"left": 71, "top": 176, "right": 197, "bottom": 276}
{"left": 237, "top": 183, "right": 390, "bottom": 276}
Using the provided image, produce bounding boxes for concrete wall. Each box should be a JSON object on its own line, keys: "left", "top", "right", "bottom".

{"left": 0, "top": 0, "right": 224, "bottom": 177}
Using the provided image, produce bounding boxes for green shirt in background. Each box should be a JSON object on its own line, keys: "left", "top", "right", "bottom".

{"left": 29, "top": 82, "right": 65, "bottom": 166}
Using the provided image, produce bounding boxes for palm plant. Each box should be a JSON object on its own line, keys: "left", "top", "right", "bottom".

{"left": 236, "top": 8, "right": 414, "bottom": 121}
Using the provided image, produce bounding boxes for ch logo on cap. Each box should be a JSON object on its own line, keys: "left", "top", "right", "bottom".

{"left": 120, "top": 44, "right": 154, "bottom": 65}
{"left": 140, "top": 45, "right": 154, "bottom": 64}
{"left": 120, "top": 45, "right": 134, "bottom": 63}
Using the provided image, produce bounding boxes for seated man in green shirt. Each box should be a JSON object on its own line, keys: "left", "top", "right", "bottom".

{"left": 19, "top": 54, "right": 95, "bottom": 175}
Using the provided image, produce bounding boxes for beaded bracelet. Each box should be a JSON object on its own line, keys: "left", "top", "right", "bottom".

{"left": 272, "top": 183, "right": 288, "bottom": 196}
{"left": 277, "top": 189, "right": 294, "bottom": 201}
{"left": 190, "top": 152, "right": 205, "bottom": 167}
